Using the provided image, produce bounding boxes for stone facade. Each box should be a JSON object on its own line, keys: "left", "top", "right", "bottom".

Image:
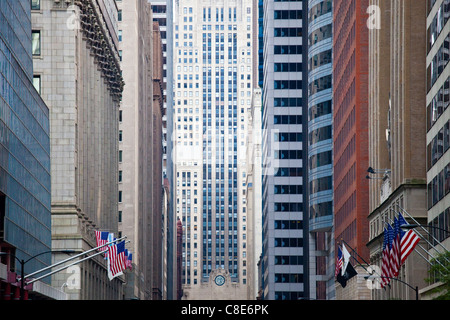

{"left": 31, "top": 0, "right": 123, "bottom": 299}
{"left": 367, "top": 0, "right": 429, "bottom": 300}
{"left": 173, "top": 0, "right": 254, "bottom": 300}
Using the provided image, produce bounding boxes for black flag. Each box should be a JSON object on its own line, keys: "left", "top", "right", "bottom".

{"left": 336, "top": 244, "right": 358, "bottom": 288}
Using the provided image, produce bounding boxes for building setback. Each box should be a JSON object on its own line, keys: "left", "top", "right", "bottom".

{"left": 261, "top": 0, "right": 309, "bottom": 300}
{"left": 31, "top": 0, "right": 124, "bottom": 299}
{"left": 0, "top": 0, "right": 59, "bottom": 300}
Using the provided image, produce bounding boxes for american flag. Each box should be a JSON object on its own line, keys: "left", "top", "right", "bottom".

{"left": 107, "top": 240, "right": 127, "bottom": 280}
{"left": 335, "top": 246, "right": 343, "bottom": 277}
{"left": 380, "top": 227, "right": 391, "bottom": 288}
{"left": 387, "top": 223, "right": 397, "bottom": 279}
{"left": 391, "top": 217, "right": 401, "bottom": 278}
{"left": 398, "top": 213, "right": 420, "bottom": 265}
{"left": 125, "top": 249, "right": 133, "bottom": 270}
{"left": 95, "top": 231, "right": 110, "bottom": 252}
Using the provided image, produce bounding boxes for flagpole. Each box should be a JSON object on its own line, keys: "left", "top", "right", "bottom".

{"left": 26, "top": 250, "right": 104, "bottom": 285}
{"left": 21, "top": 236, "right": 127, "bottom": 280}
{"left": 396, "top": 205, "right": 449, "bottom": 255}
{"left": 340, "top": 239, "right": 381, "bottom": 278}
{"left": 385, "top": 217, "right": 438, "bottom": 268}
{"left": 26, "top": 240, "right": 131, "bottom": 285}
{"left": 393, "top": 208, "right": 450, "bottom": 266}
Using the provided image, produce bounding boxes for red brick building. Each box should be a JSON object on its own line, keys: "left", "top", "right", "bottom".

{"left": 333, "top": 0, "right": 370, "bottom": 262}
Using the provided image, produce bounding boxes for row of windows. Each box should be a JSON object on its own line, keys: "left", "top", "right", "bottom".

{"left": 309, "top": 49, "right": 332, "bottom": 73}
{"left": 274, "top": 220, "right": 303, "bottom": 230}
{"left": 309, "top": 176, "right": 332, "bottom": 194}
{"left": 308, "top": 0, "right": 332, "bottom": 24}
{"left": 274, "top": 132, "right": 303, "bottom": 142}
{"left": 274, "top": 115, "right": 303, "bottom": 125}
{"left": 274, "top": 10, "right": 302, "bottom": 20}
{"left": 427, "top": 118, "right": 450, "bottom": 170}
{"left": 274, "top": 292, "right": 304, "bottom": 300}
{"left": 274, "top": 80, "right": 303, "bottom": 90}
{"left": 274, "top": 62, "right": 303, "bottom": 73}
{"left": 308, "top": 24, "right": 332, "bottom": 46}
{"left": 309, "top": 201, "right": 333, "bottom": 220}
{"left": 274, "top": 150, "right": 302, "bottom": 160}
{"left": 274, "top": 45, "right": 303, "bottom": 55}
{"left": 427, "top": 162, "right": 450, "bottom": 209}
{"left": 309, "top": 74, "right": 332, "bottom": 95}
{"left": 335, "top": 193, "right": 356, "bottom": 230}
{"left": 274, "top": 28, "right": 303, "bottom": 38}
{"left": 274, "top": 185, "right": 303, "bottom": 195}
{"left": 308, "top": 150, "right": 332, "bottom": 170}
{"left": 274, "top": 97, "right": 303, "bottom": 107}
{"left": 274, "top": 202, "right": 303, "bottom": 212}
{"left": 334, "top": 135, "right": 355, "bottom": 175}
{"left": 274, "top": 167, "right": 303, "bottom": 177}
{"left": 274, "top": 238, "right": 303, "bottom": 247}
{"left": 427, "top": 0, "right": 450, "bottom": 52}
{"left": 275, "top": 273, "right": 304, "bottom": 283}
{"left": 427, "top": 33, "right": 450, "bottom": 90}
{"left": 274, "top": 255, "right": 304, "bottom": 265}
{"left": 427, "top": 76, "right": 449, "bottom": 130}
{"left": 428, "top": 206, "right": 450, "bottom": 244}
{"left": 309, "top": 100, "right": 332, "bottom": 121}
{"left": 309, "top": 125, "right": 332, "bottom": 145}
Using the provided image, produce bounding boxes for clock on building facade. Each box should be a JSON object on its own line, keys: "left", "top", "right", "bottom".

{"left": 214, "top": 275, "right": 225, "bottom": 286}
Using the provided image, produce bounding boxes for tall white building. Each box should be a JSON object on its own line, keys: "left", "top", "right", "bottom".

{"left": 173, "top": 0, "right": 255, "bottom": 300}
{"left": 261, "top": 0, "right": 309, "bottom": 300}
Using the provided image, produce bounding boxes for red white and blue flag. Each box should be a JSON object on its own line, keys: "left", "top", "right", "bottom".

{"left": 95, "top": 231, "right": 110, "bottom": 252}
{"left": 125, "top": 249, "right": 133, "bottom": 270}
{"left": 391, "top": 217, "right": 401, "bottom": 278}
{"left": 107, "top": 240, "right": 127, "bottom": 280}
{"left": 380, "top": 227, "right": 391, "bottom": 288}
{"left": 398, "top": 213, "right": 420, "bottom": 265}
{"left": 335, "top": 246, "right": 343, "bottom": 277}
{"left": 380, "top": 213, "right": 421, "bottom": 288}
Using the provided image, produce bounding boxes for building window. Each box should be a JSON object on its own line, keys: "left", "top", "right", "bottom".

{"left": 33, "top": 75, "right": 41, "bottom": 94}
{"left": 118, "top": 10, "right": 122, "bottom": 21}
{"left": 32, "top": 30, "right": 41, "bottom": 56}
{"left": 31, "top": 0, "right": 40, "bottom": 10}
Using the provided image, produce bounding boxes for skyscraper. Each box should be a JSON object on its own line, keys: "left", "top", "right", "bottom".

{"left": 117, "top": 0, "right": 164, "bottom": 300}
{"left": 423, "top": 0, "right": 450, "bottom": 297}
{"left": 31, "top": 0, "right": 124, "bottom": 299}
{"left": 0, "top": 0, "right": 55, "bottom": 300}
{"left": 307, "top": 0, "right": 334, "bottom": 300}
{"left": 367, "top": 0, "right": 428, "bottom": 300}
{"left": 261, "top": 0, "right": 309, "bottom": 300}
{"left": 332, "top": 0, "right": 370, "bottom": 278}
{"left": 173, "top": 0, "right": 255, "bottom": 300}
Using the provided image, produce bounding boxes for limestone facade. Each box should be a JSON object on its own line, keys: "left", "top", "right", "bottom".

{"left": 32, "top": 0, "right": 123, "bottom": 299}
